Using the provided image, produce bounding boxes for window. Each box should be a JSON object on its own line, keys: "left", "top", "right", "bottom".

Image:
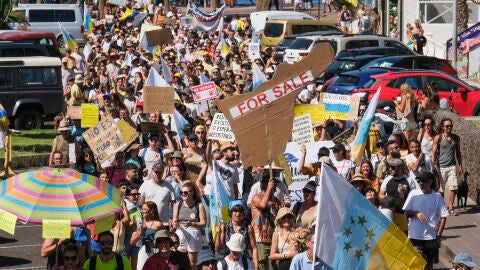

{"left": 387, "top": 76, "right": 422, "bottom": 90}
{"left": 345, "top": 40, "right": 379, "bottom": 50}
{"left": 419, "top": 1, "right": 478, "bottom": 24}
{"left": 384, "top": 40, "right": 411, "bottom": 54}
{"left": 0, "top": 48, "right": 24, "bottom": 57}
{"left": 335, "top": 75, "right": 360, "bottom": 86}
{"left": 54, "top": 10, "right": 76, "bottom": 22}
{"left": 425, "top": 76, "right": 459, "bottom": 92}
{"left": 19, "top": 67, "right": 57, "bottom": 86}
{"left": 29, "top": 10, "right": 54, "bottom": 22}
{"left": 0, "top": 69, "right": 11, "bottom": 87}
{"left": 289, "top": 39, "right": 313, "bottom": 50}
{"left": 264, "top": 23, "right": 284, "bottom": 38}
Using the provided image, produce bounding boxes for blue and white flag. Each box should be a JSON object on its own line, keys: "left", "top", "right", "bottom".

{"left": 159, "top": 56, "right": 173, "bottom": 84}
{"left": 252, "top": 63, "right": 268, "bottom": 90}
{"left": 210, "top": 160, "right": 231, "bottom": 242}
{"left": 186, "top": 1, "right": 225, "bottom": 31}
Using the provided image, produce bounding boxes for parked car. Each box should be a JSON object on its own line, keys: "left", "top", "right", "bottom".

{"left": 0, "top": 56, "right": 63, "bottom": 129}
{"left": 361, "top": 55, "right": 457, "bottom": 76}
{"left": 0, "top": 30, "right": 60, "bottom": 50}
{"left": 262, "top": 19, "right": 340, "bottom": 49}
{"left": 352, "top": 70, "right": 480, "bottom": 116}
{"left": 250, "top": 11, "right": 315, "bottom": 32}
{"left": 326, "top": 68, "right": 395, "bottom": 94}
{"left": 12, "top": 4, "right": 85, "bottom": 46}
{"left": 323, "top": 55, "right": 386, "bottom": 82}
{"left": 275, "top": 31, "right": 339, "bottom": 60}
{"left": 0, "top": 41, "right": 60, "bottom": 57}
{"left": 283, "top": 34, "right": 411, "bottom": 64}
{"left": 335, "top": 46, "right": 415, "bottom": 59}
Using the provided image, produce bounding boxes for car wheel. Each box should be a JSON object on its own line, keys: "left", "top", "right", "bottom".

{"left": 57, "top": 36, "right": 65, "bottom": 50}
{"left": 14, "top": 110, "right": 43, "bottom": 130}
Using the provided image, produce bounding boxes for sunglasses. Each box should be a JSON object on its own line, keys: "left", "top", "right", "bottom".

{"left": 202, "top": 261, "right": 216, "bottom": 266}
{"left": 302, "top": 189, "right": 314, "bottom": 194}
{"left": 99, "top": 240, "right": 113, "bottom": 246}
{"left": 444, "top": 125, "right": 453, "bottom": 128}
{"left": 181, "top": 191, "right": 190, "bottom": 196}
{"left": 129, "top": 193, "right": 140, "bottom": 197}
{"left": 231, "top": 207, "right": 244, "bottom": 213}
{"left": 63, "top": 255, "right": 77, "bottom": 261}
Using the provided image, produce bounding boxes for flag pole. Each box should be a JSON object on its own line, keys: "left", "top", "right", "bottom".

{"left": 263, "top": 106, "right": 273, "bottom": 178}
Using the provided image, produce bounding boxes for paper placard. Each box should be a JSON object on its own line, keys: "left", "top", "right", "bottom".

{"left": 248, "top": 43, "right": 260, "bottom": 60}
{"left": 145, "top": 28, "right": 173, "bottom": 47}
{"left": 68, "top": 143, "right": 76, "bottom": 164}
{"left": 191, "top": 82, "right": 217, "bottom": 103}
{"left": 207, "top": 113, "right": 235, "bottom": 142}
{"left": 67, "top": 106, "right": 82, "bottom": 120}
{"left": 0, "top": 209, "right": 17, "bottom": 235}
{"left": 107, "top": 0, "right": 126, "bottom": 5}
{"left": 292, "top": 114, "right": 314, "bottom": 146}
{"left": 294, "top": 95, "right": 361, "bottom": 123}
{"left": 42, "top": 219, "right": 71, "bottom": 239}
{"left": 141, "top": 122, "right": 165, "bottom": 134}
{"left": 93, "top": 214, "right": 115, "bottom": 234}
{"left": 82, "top": 117, "right": 139, "bottom": 164}
{"left": 81, "top": 104, "right": 99, "bottom": 128}
{"left": 143, "top": 86, "right": 175, "bottom": 114}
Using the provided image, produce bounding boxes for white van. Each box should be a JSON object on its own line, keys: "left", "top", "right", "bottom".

{"left": 250, "top": 11, "right": 315, "bottom": 32}
{"left": 12, "top": 4, "right": 85, "bottom": 46}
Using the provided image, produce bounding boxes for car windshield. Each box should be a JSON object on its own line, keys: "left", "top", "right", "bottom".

{"left": 277, "top": 37, "right": 295, "bottom": 48}
{"left": 363, "top": 59, "right": 395, "bottom": 69}
{"left": 264, "top": 23, "right": 284, "bottom": 37}
{"left": 334, "top": 75, "right": 360, "bottom": 86}
{"left": 288, "top": 39, "right": 313, "bottom": 50}
{"left": 362, "top": 78, "right": 376, "bottom": 88}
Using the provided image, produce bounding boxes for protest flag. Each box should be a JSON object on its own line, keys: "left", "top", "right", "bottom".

{"left": 252, "top": 63, "right": 268, "bottom": 90}
{"left": 210, "top": 160, "right": 231, "bottom": 242}
{"left": 121, "top": 54, "right": 131, "bottom": 68}
{"left": 83, "top": 2, "right": 94, "bottom": 36}
{"left": 313, "top": 163, "right": 426, "bottom": 269}
{"left": 145, "top": 67, "right": 181, "bottom": 103}
{"left": 171, "top": 109, "right": 190, "bottom": 140}
{"left": 118, "top": 7, "right": 133, "bottom": 21}
{"left": 217, "top": 35, "right": 230, "bottom": 57}
{"left": 160, "top": 56, "right": 173, "bottom": 84}
{"left": 351, "top": 87, "right": 381, "bottom": 165}
{"left": 58, "top": 22, "right": 77, "bottom": 51}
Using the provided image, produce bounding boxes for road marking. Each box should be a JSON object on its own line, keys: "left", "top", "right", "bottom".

{"left": 0, "top": 244, "right": 42, "bottom": 249}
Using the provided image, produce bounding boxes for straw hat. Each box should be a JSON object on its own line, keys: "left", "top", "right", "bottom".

{"left": 275, "top": 207, "right": 296, "bottom": 225}
{"left": 350, "top": 174, "right": 372, "bottom": 187}
{"left": 58, "top": 120, "right": 70, "bottom": 132}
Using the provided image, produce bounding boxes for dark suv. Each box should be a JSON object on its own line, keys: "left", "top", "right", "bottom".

{"left": 0, "top": 41, "right": 59, "bottom": 57}
{"left": 0, "top": 57, "right": 63, "bottom": 129}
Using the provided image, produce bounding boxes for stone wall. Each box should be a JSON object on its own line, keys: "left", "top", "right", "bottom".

{"left": 433, "top": 110, "right": 480, "bottom": 204}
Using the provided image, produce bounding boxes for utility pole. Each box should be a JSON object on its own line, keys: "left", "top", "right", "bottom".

{"left": 451, "top": 0, "right": 457, "bottom": 70}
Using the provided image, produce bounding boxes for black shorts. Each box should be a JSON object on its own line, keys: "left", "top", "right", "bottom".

{"left": 410, "top": 239, "right": 439, "bottom": 264}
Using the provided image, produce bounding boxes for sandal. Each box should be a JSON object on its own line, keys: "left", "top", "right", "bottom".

{"left": 449, "top": 208, "right": 458, "bottom": 216}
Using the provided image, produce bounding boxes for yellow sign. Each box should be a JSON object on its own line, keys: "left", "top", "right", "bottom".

{"left": 294, "top": 104, "right": 327, "bottom": 123}
{"left": 0, "top": 209, "right": 17, "bottom": 235}
{"left": 93, "top": 214, "right": 115, "bottom": 234}
{"left": 81, "top": 103, "right": 99, "bottom": 128}
{"left": 42, "top": 219, "right": 71, "bottom": 239}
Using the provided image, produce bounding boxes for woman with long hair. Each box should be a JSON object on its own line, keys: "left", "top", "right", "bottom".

{"left": 172, "top": 181, "right": 207, "bottom": 269}
{"left": 394, "top": 83, "right": 419, "bottom": 141}
{"left": 293, "top": 181, "right": 317, "bottom": 230}
{"left": 359, "top": 160, "right": 380, "bottom": 192}
{"left": 215, "top": 200, "right": 259, "bottom": 270}
{"left": 417, "top": 115, "right": 436, "bottom": 158}
{"left": 76, "top": 148, "right": 98, "bottom": 177}
{"left": 422, "top": 81, "right": 440, "bottom": 111}
{"left": 270, "top": 208, "right": 298, "bottom": 270}
{"left": 123, "top": 184, "right": 142, "bottom": 270}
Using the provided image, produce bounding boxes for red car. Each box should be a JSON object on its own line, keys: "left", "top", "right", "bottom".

{"left": 352, "top": 70, "right": 480, "bottom": 116}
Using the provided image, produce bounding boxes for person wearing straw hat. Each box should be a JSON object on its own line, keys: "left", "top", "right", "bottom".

{"left": 247, "top": 161, "right": 290, "bottom": 208}
{"left": 217, "top": 233, "right": 254, "bottom": 270}
{"left": 452, "top": 252, "right": 477, "bottom": 270}
{"left": 270, "top": 207, "right": 297, "bottom": 270}
{"left": 350, "top": 173, "right": 373, "bottom": 195}
{"left": 142, "top": 230, "right": 191, "bottom": 269}
{"left": 49, "top": 119, "right": 78, "bottom": 167}
{"left": 69, "top": 74, "right": 85, "bottom": 106}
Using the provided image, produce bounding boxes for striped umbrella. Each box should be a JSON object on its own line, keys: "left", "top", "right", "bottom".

{"left": 0, "top": 167, "right": 121, "bottom": 226}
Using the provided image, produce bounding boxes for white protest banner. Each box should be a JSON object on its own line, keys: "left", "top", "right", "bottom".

{"left": 284, "top": 141, "right": 335, "bottom": 204}
{"left": 248, "top": 43, "right": 260, "bottom": 60}
{"left": 291, "top": 114, "right": 314, "bottom": 146}
{"left": 207, "top": 113, "right": 235, "bottom": 142}
{"left": 191, "top": 82, "right": 217, "bottom": 103}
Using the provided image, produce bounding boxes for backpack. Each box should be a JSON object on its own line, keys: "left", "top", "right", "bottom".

{"left": 89, "top": 254, "right": 124, "bottom": 270}
{"left": 219, "top": 254, "right": 248, "bottom": 270}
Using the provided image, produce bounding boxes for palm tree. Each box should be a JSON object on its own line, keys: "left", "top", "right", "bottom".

{"left": 0, "top": 0, "right": 29, "bottom": 30}
{"left": 457, "top": 0, "right": 469, "bottom": 33}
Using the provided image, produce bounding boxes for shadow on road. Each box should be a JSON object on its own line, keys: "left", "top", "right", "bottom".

{"left": 0, "top": 256, "right": 32, "bottom": 267}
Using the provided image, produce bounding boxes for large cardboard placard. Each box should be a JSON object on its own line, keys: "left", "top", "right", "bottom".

{"left": 294, "top": 94, "right": 361, "bottom": 123}
{"left": 81, "top": 103, "right": 99, "bottom": 128}
{"left": 82, "top": 117, "right": 138, "bottom": 164}
{"left": 291, "top": 114, "right": 314, "bottom": 146}
{"left": 67, "top": 106, "right": 82, "bottom": 120}
{"left": 207, "top": 113, "right": 235, "bottom": 142}
{"left": 141, "top": 122, "right": 165, "bottom": 134}
{"left": 143, "top": 86, "right": 175, "bottom": 114}
{"left": 145, "top": 28, "right": 173, "bottom": 47}
{"left": 191, "top": 82, "right": 217, "bottom": 103}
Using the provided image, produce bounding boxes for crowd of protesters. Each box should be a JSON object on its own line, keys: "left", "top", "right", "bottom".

{"left": 33, "top": 2, "right": 470, "bottom": 270}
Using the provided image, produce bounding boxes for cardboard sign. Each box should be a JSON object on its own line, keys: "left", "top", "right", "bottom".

{"left": 108, "top": 0, "right": 126, "bottom": 5}
{"left": 93, "top": 214, "right": 115, "bottom": 234}
{"left": 67, "top": 106, "right": 82, "bottom": 120}
{"left": 141, "top": 122, "right": 165, "bottom": 134}
{"left": 248, "top": 43, "right": 260, "bottom": 60}
{"left": 191, "top": 82, "right": 218, "bottom": 103}
{"left": 0, "top": 209, "right": 17, "bottom": 235}
{"left": 216, "top": 43, "right": 335, "bottom": 167}
{"left": 42, "top": 219, "right": 71, "bottom": 239}
{"left": 82, "top": 117, "right": 139, "bottom": 164}
{"left": 81, "top": 103, "right": 99, "bottom": 128}
{"left": 294, "top": 94, "right": 361, "bottom": 123}
{"left": 207, "top": 113, "right": 235, "bottom": 142}
{"left": 143, "top": 86, "right": 175, "bottom": 114}
{"left": 292, "top": 114, "right": 314, "bottom": 146}
{"left": 145, "top": 28, "right": 173, "bottom": 47}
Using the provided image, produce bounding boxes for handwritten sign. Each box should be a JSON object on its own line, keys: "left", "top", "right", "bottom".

{"left": 248, "top": 43, "right": 260, "bottom": 60}
{"left": 292, "top": 114, "right": 314, "bottom": 146}
{"left": 42, "top": 219, "right": 71, "bottom": 239}
{"left": 0, "top": 209, "right": 17, "bottom": 235}
{"left": 93, "top": 214, "right": 115, "bottom": 234}
{"left": 191, "top": 82, "right": 218, "bottom": 103}
{"left": 82, "top": 117, "right": 138, "bottom": 164}
{"left": 141, "top": 122, "right": 165, "bottom": 134}
{"left": 207, "top": 113, "right": 235, "bottom": 142}
{"left": 81, "top": 103, "right": 99, "bottom": 128}
{"left": 294, "top": 94, "right": 361, "bottom": 123}
{"left": 67, "top": 106, "right": 82, "bottom": 120}
{"left": 143, "top": 86, "right": 175, "bottom": 114}
{"left": 145, "top": 28, "right": 173, "bottom": 47}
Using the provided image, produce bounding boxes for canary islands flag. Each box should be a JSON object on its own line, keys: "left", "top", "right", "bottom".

{"left": 58, "top": 22, "right": 77, "bottom": 51}
{"left": 253, "top": 63, "right": 268, "bottom": 90}
{"left": 210, "top": 160, "right": 231, "bottom": 242}
{"left": 313, "top": 163, "right": 426, "bottom": 269}
{"left": 351, "top": 87, "right": 380, "bottom": 164}
{"left": 216, "top": 35, "right": 229, "bottom": 57}
{"left": 83, "top": 2, "right": 93, "bottom": 36}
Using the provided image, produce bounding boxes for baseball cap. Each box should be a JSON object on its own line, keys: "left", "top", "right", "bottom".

{"left": 331, "top": 143, "right": 346, "bottom": 152}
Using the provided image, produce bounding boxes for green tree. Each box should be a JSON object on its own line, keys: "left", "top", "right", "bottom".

{"left": 0, "top": 0, "right": 29, "bottom": 30}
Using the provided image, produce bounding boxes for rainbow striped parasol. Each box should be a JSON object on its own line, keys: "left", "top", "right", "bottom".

{"left": 0, "top": 167, "right": 121, "bottom": 225}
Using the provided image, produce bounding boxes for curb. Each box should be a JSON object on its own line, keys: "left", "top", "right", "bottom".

{"left": 0, "top": 154, "right": 50, "bottom": 171}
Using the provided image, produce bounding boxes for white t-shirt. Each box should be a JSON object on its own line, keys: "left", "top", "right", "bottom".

{"left": 215, "top": 160, "right": 240, "bottom": 200}
{"left": 139, "top": 147, "right": 163, "bottom": 182}
{"left": 247, "top": 181, "right": 290, "bottom": 206}
{"left": 139, "top": 180, "right": 175, "bottom": 226}
{"left": 405, "top": 153, "right": 435, "bottom": 181}
{"left": 216, "top": 255, "right": 253, "bottom": 270}
{"left": 403, "top": 188, "right": 449, "bottom": 240}
{"left": 332, "top": 158, "right": 355, "bottom": 181}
